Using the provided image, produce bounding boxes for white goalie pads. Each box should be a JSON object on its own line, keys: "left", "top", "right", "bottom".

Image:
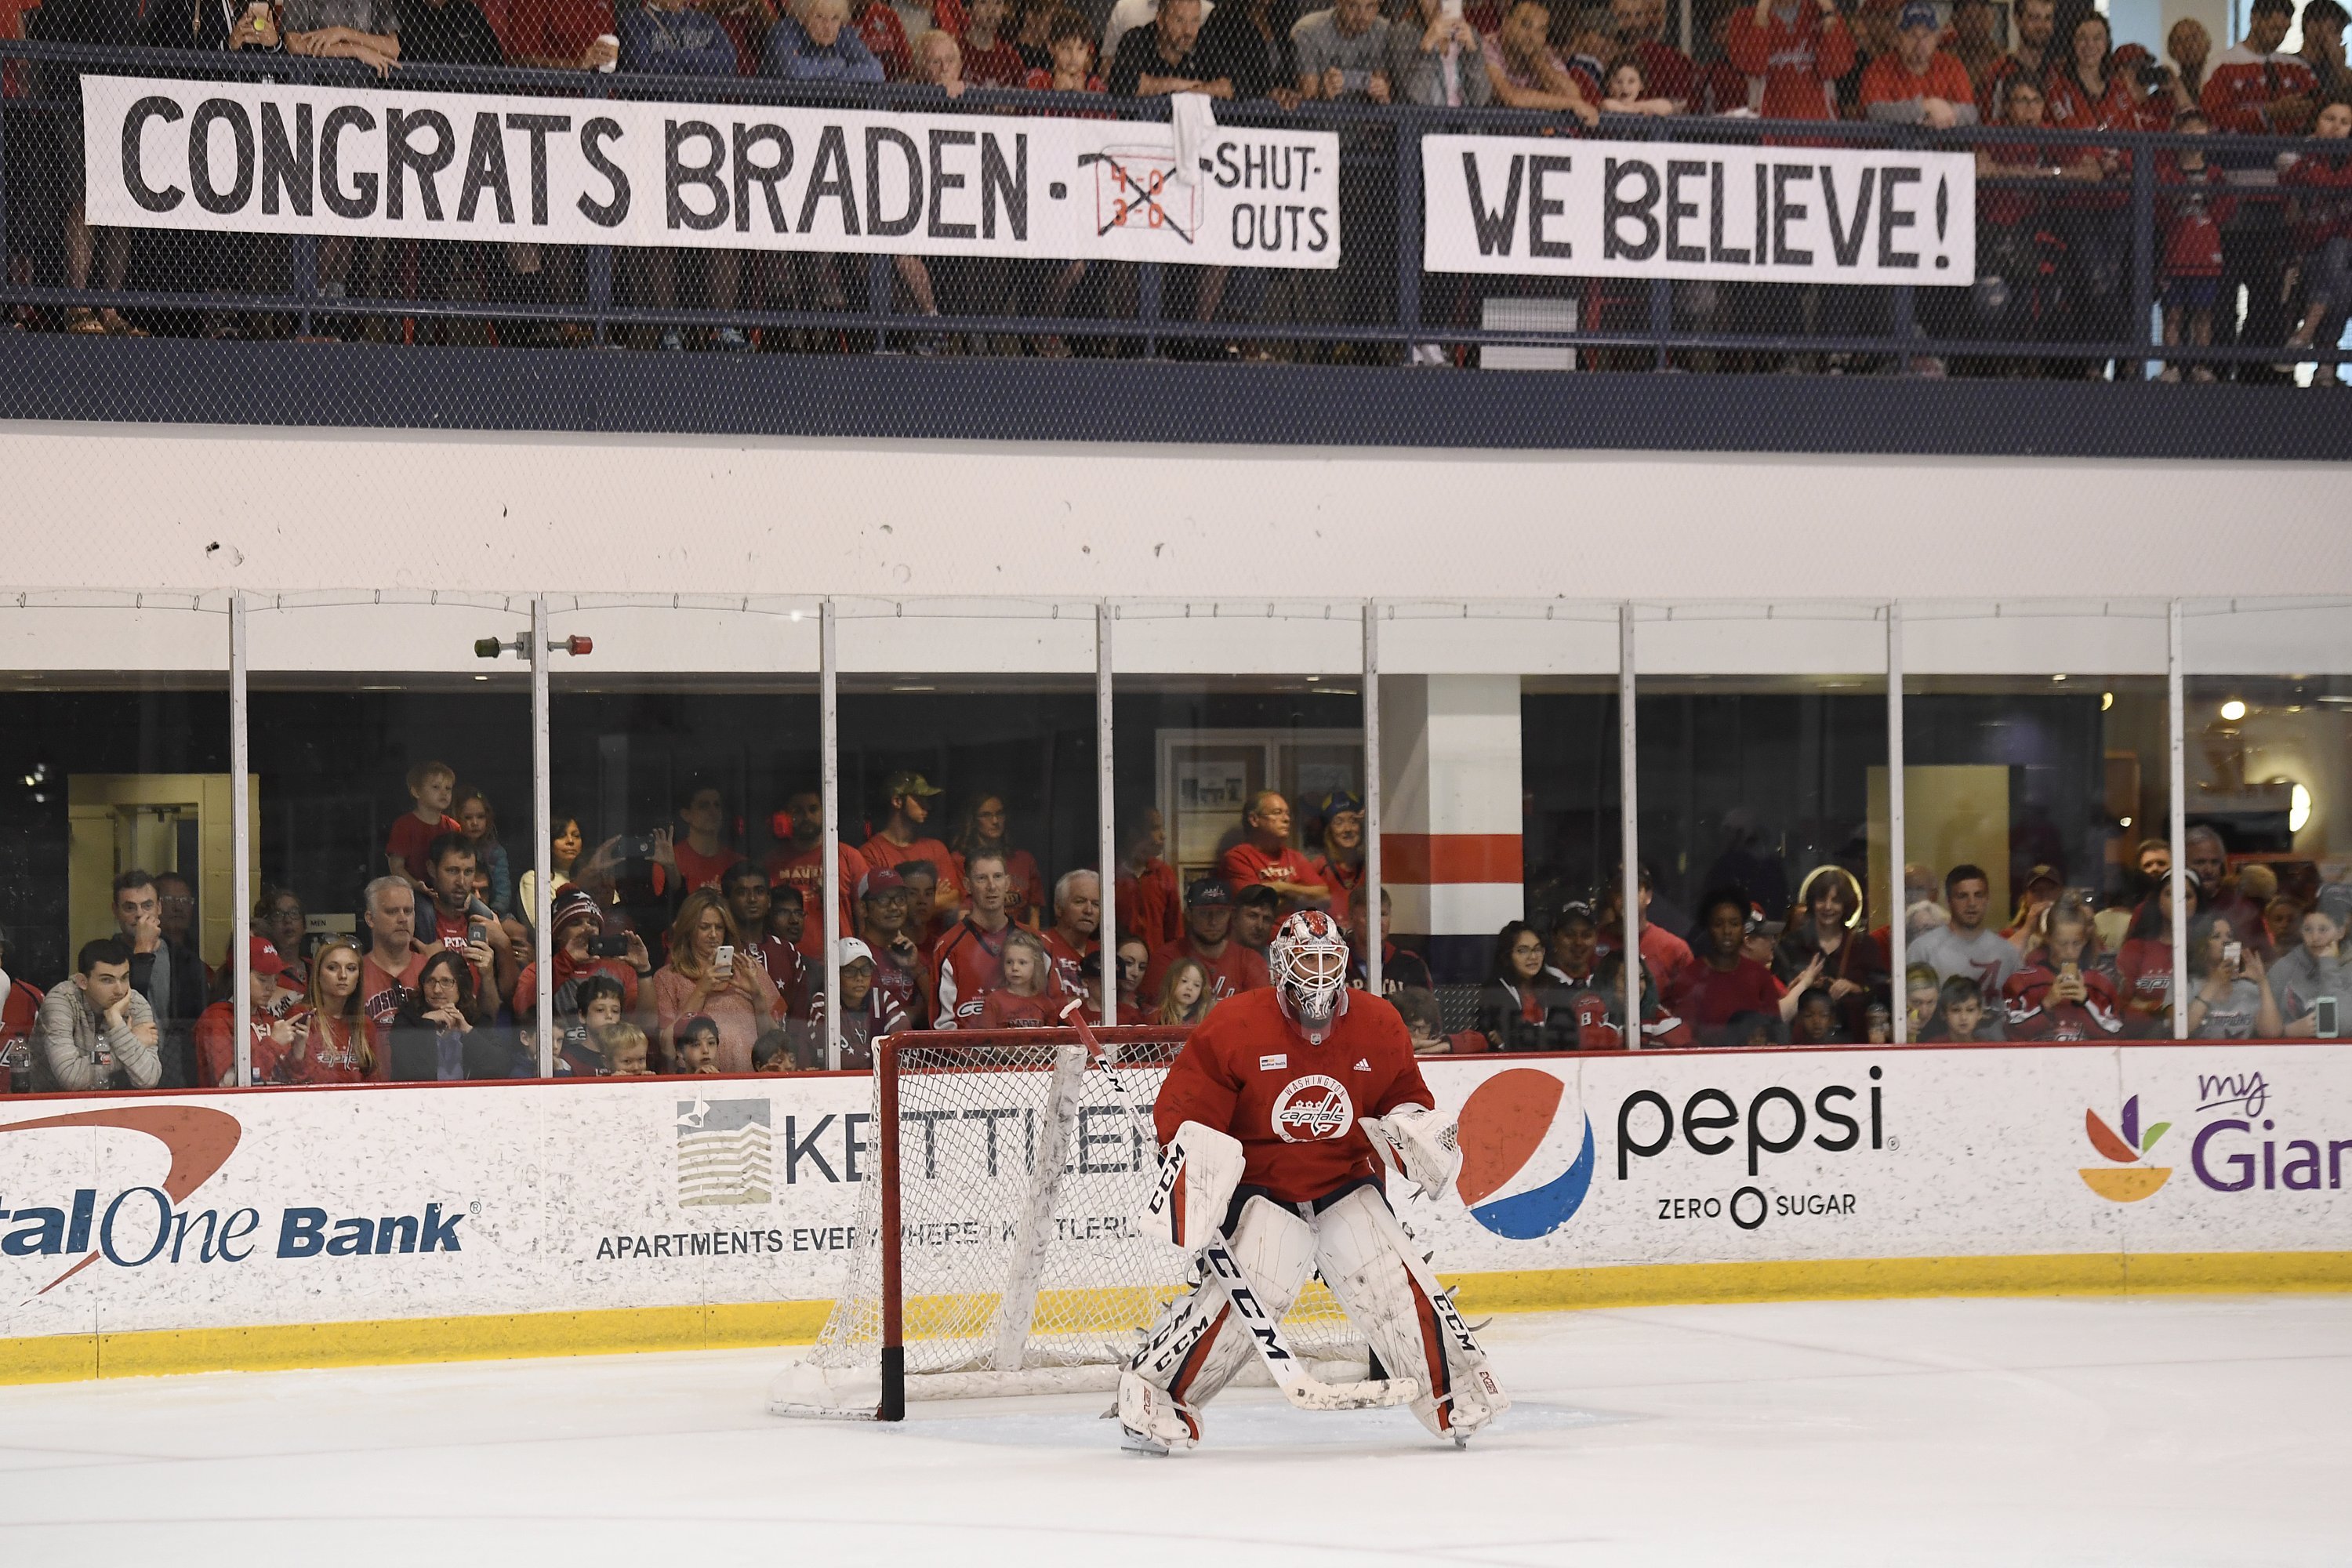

{"left": 1313, "top": 1185, "right": 1508, "bottom": 1443}
{"left": 1361, "top": 1105, "right": 1462, "bottom": 1200}
{"left": 1145, "top": 1120, "right": 1247, "bottom": 1252}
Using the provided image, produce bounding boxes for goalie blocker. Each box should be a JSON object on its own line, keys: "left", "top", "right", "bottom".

{"left": 1118, "top": 910, "right": 1508, "bottom": 1452}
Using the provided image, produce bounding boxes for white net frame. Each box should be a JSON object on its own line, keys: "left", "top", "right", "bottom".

{"left": 771, "top": 1027, "right": 1359, "bottom": 1417}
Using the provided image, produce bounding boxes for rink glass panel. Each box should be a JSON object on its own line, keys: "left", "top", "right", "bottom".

{"left": 0, "top": 594, "right": 230, "bottom": 1092}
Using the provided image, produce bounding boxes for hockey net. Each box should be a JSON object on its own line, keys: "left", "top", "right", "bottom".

{"left": 771, "top": 1026, "right": 1359, "bottom": 1417}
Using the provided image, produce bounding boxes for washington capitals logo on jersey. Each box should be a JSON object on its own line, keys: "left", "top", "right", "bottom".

{"left": 1271, "top": 1074, "right": 1354, "bottom": 1142}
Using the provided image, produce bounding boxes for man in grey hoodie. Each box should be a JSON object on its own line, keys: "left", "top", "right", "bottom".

{"left": 31, "top": 938, "right": 162, "bottom": 1092}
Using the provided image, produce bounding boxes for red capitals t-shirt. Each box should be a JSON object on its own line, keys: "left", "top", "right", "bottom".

{"left": 969, "top": 988, "right": 1062, "bottom": 1029}
{"left": 1142, "top": 936, "right": 1271, "bottom": 1005}
{"left": 1218, "top": 843, "right": 1327, "bottom": 905}
{"left": 387, "top": 811, "right": 462, "bottom": 884}
{"left": 764, "top": 841, "right": 870, "bottom": 959}
{"left": 1041, "top": 927, "right": 1098, "bottom": 999}
{"left": 1153, "top": 988, "right": 1432, "bottom": 1203}
{"left": 860, "top": 833, "right": 964, "bottom": 903}
{"left": 1118, "top": 858, "right": 1181, "bottom": 951}
{"left": 671, "top": 840, "right": 744, "bottom": 894}
{"left": 961, "top": 34, "right": 1028, "bottom": 85}
{"left": 361, "top": 948, "right": 432, "bottom": 1079}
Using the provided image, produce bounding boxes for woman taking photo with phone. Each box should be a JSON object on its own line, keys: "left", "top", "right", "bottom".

{"left": 2183, "top": 914, "right": 2282, "bottom": 1040}
{"left": 653, "top": 887, "right": 781, "bottom": 1073}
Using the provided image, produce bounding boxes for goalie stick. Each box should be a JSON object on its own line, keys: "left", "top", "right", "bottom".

{"left": 1057, "top": 999, "right": 1421, "bottom": 1416}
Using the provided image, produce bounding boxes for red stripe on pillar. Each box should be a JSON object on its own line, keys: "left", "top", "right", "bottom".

{"left": 1380, "top": 833, "right": 1524, "bottom": 884}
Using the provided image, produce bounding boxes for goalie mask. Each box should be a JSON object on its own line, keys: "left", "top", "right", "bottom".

{"left": 1272, "top": 910, "right": 1350, "bottom": 1040}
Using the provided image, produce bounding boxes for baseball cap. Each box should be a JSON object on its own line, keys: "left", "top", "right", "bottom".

{"left": 249, "top": 935, "right": 288, "bottom": 978}
{"left": 1315, "top": 789, "right": 1364, "bottom": 820}
{"left": 1896, "top": 0, "right": 1937, "bottom": 29}
{"left": 2111, "top": 42, "right": 2153, "bottom": 67}
{"left": 2024, "top": 864, "right": 2063, "bottom": 892}
{"left": 837, "top": 936, "right": 877, "bottom": 968}
{"left": 858, "top": 867, "right": 907, "bottom": 900}
{"left": 1185, "top": 878, "right": 1235, "bottom": 909}
{"left": 883, "top": 771, "right": 943, "bottom": 800}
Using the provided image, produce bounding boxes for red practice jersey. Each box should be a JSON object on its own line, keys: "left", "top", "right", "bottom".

{"left": 1142, "top": 936, "right": 1271, "bottom": 1005}
{"left": 1218, "top": 842, "right": 1327, "bottom": 906}
{"left": 1152, "top": 987, "right": 1432, "bottom": 1204}
{"left": 1118, "top": 858, "right": 1181, "bottom": 950}
{"left": 968, "top": 989, "right": 1062, "bottom": 1029}
{"left": 2003, "top": 960, "right": 2124, "bottom": 1041}
{"left": 764, "top": 840, "right": 869, "bottom": 959}
{"left": 1041, "top": 927, "right": 1098, "bottom": 998}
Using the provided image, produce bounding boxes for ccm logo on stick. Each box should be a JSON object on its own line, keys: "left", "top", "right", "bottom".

{"left": 1615, "top": 1067, "right": 1885, "bottom": 1179}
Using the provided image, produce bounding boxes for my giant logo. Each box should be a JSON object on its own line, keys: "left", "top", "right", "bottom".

{"left": 1455, "top": 1068, "right": 1594, "bottom": 1240}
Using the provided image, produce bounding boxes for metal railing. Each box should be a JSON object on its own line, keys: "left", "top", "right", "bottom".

{"left": 2, "top": 38, "right": 2332, "bottom": 372}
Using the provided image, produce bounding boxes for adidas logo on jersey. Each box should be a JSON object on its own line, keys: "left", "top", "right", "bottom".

{"left": 1353, "top": 1059, "right": 1370, "bottom": 1072}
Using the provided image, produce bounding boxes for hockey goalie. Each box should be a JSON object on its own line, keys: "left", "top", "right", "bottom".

{"left": 1116, "top": 909, "right": 1509, "bottom": 1453}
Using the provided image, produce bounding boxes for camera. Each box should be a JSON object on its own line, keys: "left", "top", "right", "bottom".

{"left": 619, "top": 833, "right": 659, "bottom": 859}
{"left": 588, "top": 934, "right": 630, "bottom": 959}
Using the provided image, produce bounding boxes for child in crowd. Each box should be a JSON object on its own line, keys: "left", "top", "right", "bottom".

{"left": 2281, "top": 93, "right": 2352, "bottom": 387}
{"left": 968, "top": 929, "right": 1058, "bottom": 1027}
{"left": 916, "top": 26, "right": 967, "bottom": 93}
{"left": 452, "top": 786, "right": 511, "bottom": 917}
{"left": 1904, "top": 962, "right": 1940, "bottom": 1038}
{"left": 561, "top": 975, "right": 629, "bottom": 1075}
{"left": 960, "top": 0, "right": 1027, "bottom": 84}
{"left": 1724, "top": 1010, "right": 1777, "bottom": 1047}
{"left": 597, "top": 1021, "right": 653, "bottom": 1077}
{"left": 1918, "top": 976, "right": 2000, "bottom": 1042}
{"left": 673, "top": 1014, "right": 724, "bottom": 1073}
{"left": 753, "top": 1027, "right": 797, "bottom": 1073}
{"left": 1156, "top": 957, "right": 1213, "bottom": 1026}
{"left": 1864, "top": 1000, "right": 1893, "bottom": 1044}
{"left": 387, "top": 761, "right": 462, "bottom": 887}
{"left": 1791, "top": 986, "right": 1846, "bottom": 1044}
{"left": 1600, "top": 55, "right": 1677, "bottom": 114}
{"left": 1020, "top": 7, "right": 1102, "bottom": 358}
{"left": 1395, "top": 986, "right": 1486, "bottom": 1056}
{"left": 2158, "top": 109, "right": 2230, "bottom": 383}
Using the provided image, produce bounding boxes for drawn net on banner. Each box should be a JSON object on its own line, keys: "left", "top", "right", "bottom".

{"left": 772, "top": 1027, "right": 1359, "bottom": 1414}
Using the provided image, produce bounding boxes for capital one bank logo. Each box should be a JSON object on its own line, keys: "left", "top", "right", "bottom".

{"left": 1456, "top": 1068, "right": 1595, "bottom": 1240}
{"left": 0, "top": 1105, "right": 242, "bottom": 1292}
{"left": 2079, "top": 1094, "right": 2173, "bottom": 1203}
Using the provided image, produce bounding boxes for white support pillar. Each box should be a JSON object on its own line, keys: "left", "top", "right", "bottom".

{"left": 1619, "top": 604, "right": 1642, "bottom": 1046}
{"left": 1363, "top": 601, "right": 1382, "bottom": 997}
{"left": 532, "top": 596, "right": 554, "bottom": 1079}
{"left": 1886, "top": 602, "right": 1907, "bottom": 1046}
{"left": 822, "top": 598, "right": 843, "bottom": 1069}
{"left": 1097, "top": 602, "right": 1116, "bottom": 1024}
{"left": 2169, "top": 600, "right": 2187, "bottom": 1041}
{"left": 230, "top": 592, "right": 252, "bottom": 1088}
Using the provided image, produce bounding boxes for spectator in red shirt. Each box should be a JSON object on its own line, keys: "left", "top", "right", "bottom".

{"left": 672, "top": 780, "right": 746, "bottom": 894}
{"left": 1115, "top": 935, "right": 1151, "bottom": 1021}
{"left": 1595, "top": 862, "right": 1692, "bottom": 993}
{"left": 2114, "top": 871, "right": 2199, "bottom": 1035}
{"left": 1116, "top": 805, "right": 1181, "bottom": 951}
{"left": 1668, "top": 887, "right": 1812, "bottom": 1046}
{"left": 724, "top": 861, "right": 810, "bottom": 1014}
{"left": 2157, "top": 107, "right": 2230, "bottom": 381}
{"left": 899, "top": 858, "right": 947, "bottom": 947}
{"left": 418, "top": 832, "right": 517, "bottom": 1007}
{"left": 855, "top": 867, "right": 931, "bottom": 1024}
{"left": 287, "top": 938, "right": 379, "bottom": 1083}
{"left": 1973, "top": 0, "right": 2053, "bottom": 120}
{"left": 951, "top": 794, "right": 1046, "bottom": 926}
{"left": 1609, "top": 0, "right": 1690, "bottom": 107}
{"left": 933, "top": 850, "right": 1017, "bottom": 1026}
{"left": 1041, "top": 869, "right": 1103, "bottom": 1004}
{"left": 2002, "top": 902, "right": 2122, "bottom": 1041}
{"left": 359, "top": 877, "right": 433, "bottom": 1068}
{"left": 514, "top": 884, "right": 652, "bottom": 1036}
{"left": 1234, "top": 884, "right": 1281, "bottom": 961}
{"left": 196, "top": 938, "right": 299, "bottom": 1087}
{"left": 2282, "top": 93, "right": 2352, "bottom": 387}
{"left": 0, "top": 924, "right": 41, "bottom": 1093}
{"left": 764, "top": 788, "right": 869, "bottom": 960}
{"left": 854, "top": 0, "right": 913, "bottom": 75}
{"left": 387, "top": 761, "right": 463, "bottom": 890}
{"left": 1861, "top": 0, "right": 1978, "bottom": 129}
{"left": 1723, "top": 0, "right": 1852, "bottom": 122}
{"left": 970, "top": 929, "right": 1062, "bottom": 1027}
{"left": 2205, "top": 0, "right": 2322, "bottom": 377}
{"left": 1345, "top": 886, "right": 1434, "bottom": 996}
{"left": 501, "top": 0, "right": 617, "bottom": 64}
{"left": 1154, "top": 956, "right": 1214, "bottom": 1025}
{"left": 1307, "top": 790, "right": 1366, "bottom": 926}
{"left": 962, "top": 0, "right": 1028, "bottom": 80}
{"left": 1019, "top": 8, "right": 1105, "bottom": 356}
{"left": 1218, "top": 790, "right": 1330, "bottom": 912}
{"left": 861, "top": 771, "right": 964, "bottom": 923}
{"left": 1142, "top": 879, "right": 1272, "bottom": 1002}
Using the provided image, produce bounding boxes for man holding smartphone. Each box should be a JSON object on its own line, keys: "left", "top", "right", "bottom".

{"left": 419, "top": 833, "right": 518, "bottom": 1007}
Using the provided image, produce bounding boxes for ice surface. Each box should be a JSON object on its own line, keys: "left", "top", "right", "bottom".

{"left": 1, "top": 1294, "right": 2347, "bottom": 1566}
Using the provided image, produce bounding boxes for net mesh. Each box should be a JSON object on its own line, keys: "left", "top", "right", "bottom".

{"left": 800, "top": 1026, "right": 1356, "bottom": 1391}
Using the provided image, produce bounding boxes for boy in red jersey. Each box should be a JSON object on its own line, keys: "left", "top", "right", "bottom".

{"left": 1118, "top": 910, "right": 1507, "bottom": 1453}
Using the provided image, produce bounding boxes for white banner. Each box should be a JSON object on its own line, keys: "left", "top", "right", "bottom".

{"left": 1423, "top": 134, "right": 1976, "bottom": 284}
{"left": 2, "top": 1044, "right": 2342, "bottom": 1354}
{"left": 82, "top": 73, "right": 1341, "bottom": 268}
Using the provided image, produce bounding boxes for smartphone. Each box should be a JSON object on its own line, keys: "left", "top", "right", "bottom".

{"left": 2222, "top": 941, "right": 2242, "bottom": 972}
{"left": 1441, "top": 0, "right": 1463, "bottom": 15}
{"left": 2318, "top": 996, "right": 2339, "bottom": 1040}
{"left": 587, "top": 934, "right": 629, "bottom": 959}
{"left": 619, "top": 833, "right": 659, "bottom": 859}
{"left": 2060, "top": 961, "right": 2080, "bottom": 981}
{"left": 714, "top": 944, "right": 735, "bottom": 976}
{"left": 468, "top": 920, "right": 488, "bottom": 947}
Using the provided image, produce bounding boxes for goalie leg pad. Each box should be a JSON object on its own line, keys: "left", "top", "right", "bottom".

{"left": 1147, "top": 1120, "right": 1247, "bottom": 1253}
{"left": 1122, "top": 1196, "right": 1318, "bottom": 1444}
{"left": 1312, "top": 1185, "right": 1506, "bottom": 1442}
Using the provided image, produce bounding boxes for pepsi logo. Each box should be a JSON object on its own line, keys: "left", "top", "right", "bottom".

{"left": 1270, "top": 1075, "right": 1354, "bottom": 1143}
{"left": 1455, "top": 1068, "right": 1595, "bottom": 1240}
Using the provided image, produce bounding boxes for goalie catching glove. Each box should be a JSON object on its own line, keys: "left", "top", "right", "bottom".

{"left": 1360, "top": 1105, "right": 1462, "bottom": 1201}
